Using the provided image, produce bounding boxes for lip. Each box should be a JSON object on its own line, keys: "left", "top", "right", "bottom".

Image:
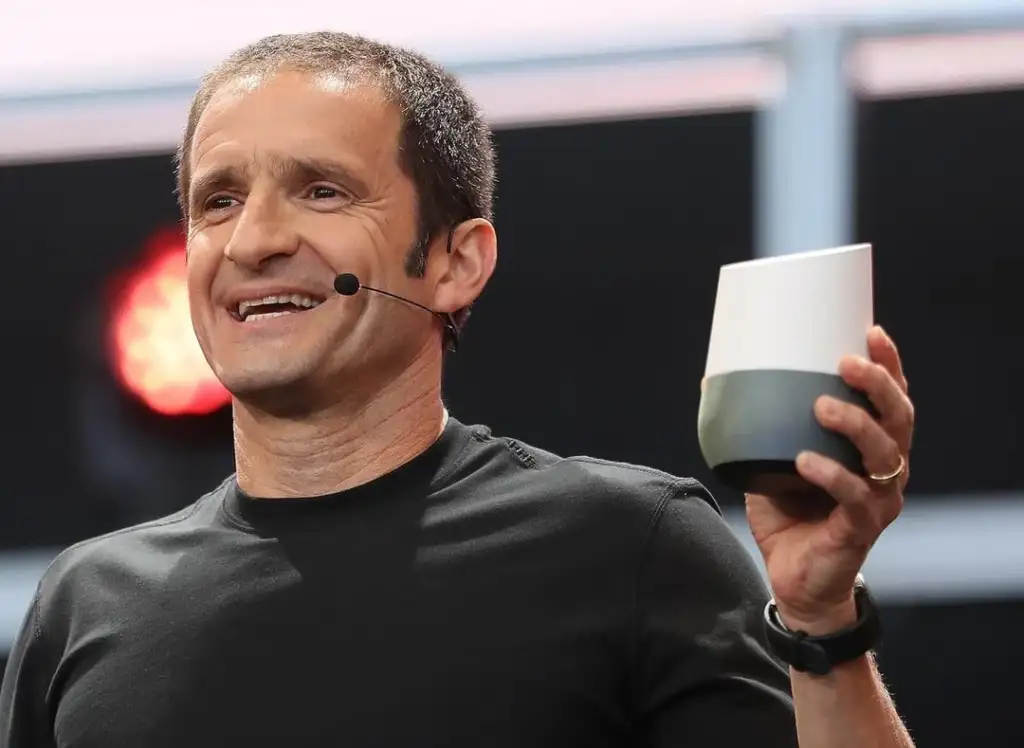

{"left": 227, "top": 306, "right": 326, "bottom": 328}
{"left": 223, "top": 285, "right": 331, "bottom": 320}
{"left": 220, "top": 300, "right": 331, "bottom": 329}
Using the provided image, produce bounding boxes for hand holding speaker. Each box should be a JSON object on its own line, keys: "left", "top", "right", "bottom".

{"left": 745, "top": 325, "right": 913, "bottom": 634}
{"left": 697, "top": 244, "right": 914, "bottom": 633}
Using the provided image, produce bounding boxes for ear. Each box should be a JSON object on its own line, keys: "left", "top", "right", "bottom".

{"left": 430, "top": 218, "right": 498, "bottom": 314}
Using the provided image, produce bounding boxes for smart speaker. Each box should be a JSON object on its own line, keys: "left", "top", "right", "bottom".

{"left": 697, "top": 244, "right": 874, "bottom": 499}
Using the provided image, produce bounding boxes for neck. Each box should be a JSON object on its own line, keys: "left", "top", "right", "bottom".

{"left": 232, "top": 345, "right": 447, "bottom": 498}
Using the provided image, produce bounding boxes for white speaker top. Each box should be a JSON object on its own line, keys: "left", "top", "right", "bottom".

{"left": 704, "top": 244, "right": 874, "bottom": 378}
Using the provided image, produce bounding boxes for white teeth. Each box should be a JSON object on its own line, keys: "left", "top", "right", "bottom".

{"left": 245, "top": 311, "right": 292, "bottom": 321}
{"left": 237, "top": 293, "right": 322, "bottom": 320}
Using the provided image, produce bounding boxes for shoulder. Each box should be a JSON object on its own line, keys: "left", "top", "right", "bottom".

{"left": 560, "top": 454, "right": 720, "bottom": 515}
{"left": 468, "top": 424, "right": 718, "bottom": 502}
{"left": 456, "top": 424, "right": 724, "bottom": 539}
{"left": 548, "top": 453, "right": 749, "bottom": 579}
{"left": 32, "top": 479, "right": 230, "bottom": 622}
{"left": 456, "top": 425, "right": 767, "bottom": 620}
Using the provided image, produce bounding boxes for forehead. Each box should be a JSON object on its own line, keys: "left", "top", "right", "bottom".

{"left": 189, "top": 70, "right": 402, "bottom": 181}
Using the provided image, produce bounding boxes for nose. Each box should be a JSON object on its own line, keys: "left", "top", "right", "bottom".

{"left": 223, "top": 193, "right": 299, "bottom": 269}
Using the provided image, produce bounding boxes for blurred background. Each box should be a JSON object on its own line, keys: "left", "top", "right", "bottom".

{"left": 1, "top": 0, "right": 1023, "bottom": 744}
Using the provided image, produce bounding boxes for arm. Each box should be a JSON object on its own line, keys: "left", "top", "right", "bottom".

{"left": 635, "top": 491, "right": 798, "bottom": 747}
{"left": 635, "top": 490, "right": 914, "bottom": 748}
{"left": 0, "top": 592, "right": 57, "bottom": 748}
{"left": 744, "top": 326, "right": 918, "bottom": 748}
{"left": 782, "top": 602, "right": 914, "bottom": 748}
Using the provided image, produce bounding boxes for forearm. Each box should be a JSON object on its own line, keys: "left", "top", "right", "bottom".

{"left": 791, "top": 653, "right": 913, "bottom": 748}
{"left": 782, "top": 601, "right": 914, "bottom": 748}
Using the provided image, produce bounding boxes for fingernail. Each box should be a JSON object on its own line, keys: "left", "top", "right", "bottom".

{"left": 796, "top": 451, "right": 815, "bottom": 470}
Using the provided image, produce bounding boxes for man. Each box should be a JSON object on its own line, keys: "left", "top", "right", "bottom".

{"left": 1, "top": 32, "right": 915, "bottom": 747}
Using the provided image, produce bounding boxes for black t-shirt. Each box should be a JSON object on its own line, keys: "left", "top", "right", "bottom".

{"left": 0, "top": 418, "right": 795, "bottom": 747}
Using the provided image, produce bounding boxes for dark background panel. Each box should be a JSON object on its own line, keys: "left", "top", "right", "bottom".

{"left": 444, "top": 112, "right": 756, "bottom": 504}
{"left": 855, "top": 88, "right": 1024, "bottom": 496}
{"left": 0, "top": 111, "right": 755, "bottom": 551}
{"left": 0, "top": 153, "right": 198, "bottom": 549}
{"left": 876, "top": 598, "right": 1024, "bottom": 747}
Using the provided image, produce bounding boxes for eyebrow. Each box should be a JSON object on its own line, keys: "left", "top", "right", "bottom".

{"left": 268, "top": 154, "right": 370, "bottom": 197}
{"left": 187, "top": 165, "right": 238, "bottom": 212}
{"left": 188, "top": 154, "right": 370, "bottom": 211}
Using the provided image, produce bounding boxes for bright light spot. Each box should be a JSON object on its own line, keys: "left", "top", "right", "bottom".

{"left": 109, "top": 230, "right": 229, "bottom": 416}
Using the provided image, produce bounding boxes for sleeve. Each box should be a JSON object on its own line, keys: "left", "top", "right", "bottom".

{"left": 632, "top": 487, "right": 797, "bottom": 747}
{"left": 0, "top": 590, "right": 57, "bottom": 748}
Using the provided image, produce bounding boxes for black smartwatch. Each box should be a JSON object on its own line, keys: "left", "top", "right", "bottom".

{"left": 763, "top": 580, "right": 882, "bottom": 676}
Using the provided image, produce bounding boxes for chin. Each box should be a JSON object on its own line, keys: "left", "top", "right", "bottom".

{"left": 214, "top": 356, "right": 324, "bottom": 404}
{"left": 206, "top": 321, "right": 343, "bottom": 396}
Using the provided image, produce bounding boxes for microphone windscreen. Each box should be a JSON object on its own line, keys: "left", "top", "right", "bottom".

{"left": 333, "top": 273, "right": 361, "bottom": 296}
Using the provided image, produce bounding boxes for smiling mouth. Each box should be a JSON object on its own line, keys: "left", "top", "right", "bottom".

{"left": 234, "top": 294, "right": 325, "bottom": 322}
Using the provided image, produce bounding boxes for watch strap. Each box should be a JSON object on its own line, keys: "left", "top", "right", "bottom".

{"left": 763, "top": 583, "right": 882, "bottom": 676}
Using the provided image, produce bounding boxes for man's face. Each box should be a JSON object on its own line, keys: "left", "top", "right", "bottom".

{"left": 185, "top": 70, "right": 431, "bottom": 402}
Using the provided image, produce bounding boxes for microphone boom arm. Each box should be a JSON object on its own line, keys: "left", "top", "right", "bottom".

{"left": 334, "top": 273, "right": 460, "bottom": 352}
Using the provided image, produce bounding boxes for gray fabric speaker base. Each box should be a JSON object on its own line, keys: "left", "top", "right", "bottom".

{"left": 698, "top": 369, "right": 874, "bottom": 497}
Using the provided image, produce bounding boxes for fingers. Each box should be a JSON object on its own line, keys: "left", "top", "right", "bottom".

{"left": 868, "top": 325, "right": 908, "bottom": 394}
{"left": 796, "top": 451, "right": 904, "bottom": 545}
{"left": 814, "top": 396, "right": 903, "bottom": 478}
{"left": 837, "top": 354, "right": 915, "bottom": 454}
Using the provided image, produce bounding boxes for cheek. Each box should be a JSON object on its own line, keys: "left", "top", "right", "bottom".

{"left": 185, "top": 238, "right": 222, "bottom": 321}
{"left": 304, "top": 221, "right": 376, "bottom": 280}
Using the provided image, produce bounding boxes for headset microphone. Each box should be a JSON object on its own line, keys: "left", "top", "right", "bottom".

{"left": 333, "top": 273, "right": 459, "bottom": 351}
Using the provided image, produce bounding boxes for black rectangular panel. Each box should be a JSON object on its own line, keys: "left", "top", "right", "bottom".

{"left": 443, "top": 113, "right": 756, "bottom": 506}
{"left": 856, "top": 89, "right": 1024, "bottom": 496}
{"left": 0, "top": 154, "right": 222, "bottom": 550}
{"left": 876, "top": 597, "right": 1024, "bottom": 748}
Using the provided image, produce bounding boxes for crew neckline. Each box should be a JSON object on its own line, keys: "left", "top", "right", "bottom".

{"left": 220, "top": 416, "right": 475, "bottom": 531}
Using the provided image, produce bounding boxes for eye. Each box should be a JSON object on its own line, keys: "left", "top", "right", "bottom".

{"left": 203, "top": 195, "right": 238, "bottom": 212}
{"left": 308, "top": 185, "right": 341, "bottom": 200}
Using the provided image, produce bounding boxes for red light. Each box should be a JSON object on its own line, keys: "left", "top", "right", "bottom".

{"left": 108, "top": 229, "right": 230, "bottom": 416}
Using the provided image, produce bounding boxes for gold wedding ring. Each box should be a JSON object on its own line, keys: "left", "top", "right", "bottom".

{"left": 868, "top": 454, "right": 906, "bottom": 486}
